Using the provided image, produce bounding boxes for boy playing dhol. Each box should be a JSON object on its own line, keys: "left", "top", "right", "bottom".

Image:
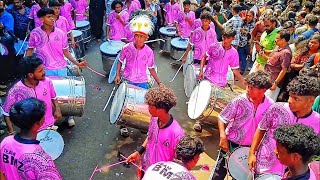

{"left": 163, "top": 0, "right": 180, "bottom": 25}
{"left": 274, "top": 124, "right": 320, "bottom": 179}
{"left": 127, "top": 86, "right": 185, "bottom": 179}
{"left": 0, "top": 98, "right": 62, "bottom": 180}
{"left": 174, "top": 0, "right": 195, "bottom": 38}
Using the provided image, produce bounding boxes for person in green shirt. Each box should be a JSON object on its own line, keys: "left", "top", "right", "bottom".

{"left": 212, "top": 3, "right": 227, "bottom": 42}
{"left": 312, "top": 96, "right": 320, "bottom": 114}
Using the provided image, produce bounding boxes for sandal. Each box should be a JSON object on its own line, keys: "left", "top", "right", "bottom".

{"left": 193, "top": 121, "right": 203, "bottom": 133}
{"left": 120, "top": 126, "right": 129, "bottom": 137}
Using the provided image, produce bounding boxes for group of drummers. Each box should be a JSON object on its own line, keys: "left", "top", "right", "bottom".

{"left": 0, "top": 0, "right": 320, "bottom": 179}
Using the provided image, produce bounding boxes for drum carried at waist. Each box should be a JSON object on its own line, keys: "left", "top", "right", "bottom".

{"left": 70, "top": 30, "right": 85, "bottom": 59}
{"left": 36, "top": 130, "right": 64, "bottom": 160}
{"left": 109, "top": 82, "right": 151, "bottom": 131}
{"left": 159, "top": 26, "right": 176, "bottom": 53}
{"left": 49, "top": 76, "right": 86, "bottom": 117}
{"left": 187, "top": 80, "right": 243, "bottom": 125}
{"left": 170, "top": 37, "right": 189, "bottom": 60}
{"left": 76, "top": 21, "right": 91, "bottom": 43}
{"left": 100, "top": 40, "right": 125, "bottom": 73}
{"left": 227, "top": 147, "right": 251, "bottom": 180}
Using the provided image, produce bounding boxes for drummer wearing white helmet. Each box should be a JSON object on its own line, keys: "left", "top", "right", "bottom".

{"left": 209, "top": 70, "right": 274, "bottom": 180}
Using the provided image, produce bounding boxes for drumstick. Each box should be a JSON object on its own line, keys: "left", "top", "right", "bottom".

{"left": 169, "top": 64, "right": 183, "bottom": 82}
{"left": 89, "top": 164, "right": 99, "bottom": 180}
{"left": 96, "top": 160, "right": 127, "bottom": 172}
{"left": 87, "top": 66, "right": 107, "bottom": 78}
{"left": 119, "top": 154, "right": 145, "bottom": 172}
{"left": 144, "top": 39, "right": 165, "bottom": 43}
{"left": 16, "top": 34, "right": 29, "bottom": 56}
{"left": 102, "top": 85, "right": 117, "bottom": 111}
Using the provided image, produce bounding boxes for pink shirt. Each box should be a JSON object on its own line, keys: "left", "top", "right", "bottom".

{"left": 60, "top": 2, "right": 75, "bottom": 30}
{"left": 107, "top": 10, "right": 129, "bottom": 40}
{"left": 119, "top": 42, "right": 155, "bottom": 83}
{"left": 55, "top": 16, "right": 71, "bottom": 34}
{"left": 0, "top": 135, "right": 62, "bottom": 180}
{"left": 124, "top": 0, "right": 140, "bottom": 15}
{"left": 175, "top": 11, "right": 195, "bottom": 38}
{"left": 72, "top": 0, "right": 88, "bottom": 21}
{"left": 257, "top": 103, "right": 320, "bottom": 176}
{"left": 124, "top": 24, "right": 134, "bottom": 42}
{"left": 190, "top": 26, "right": 217, "bottom": 60}
{"left": 204, "top": 42, "right": 239, "bottom": 87}
{"left": 3, "top": 78, "right": 57, "bottom": 131}
{"left": 193, "top": 19, "right": 215, "bottom": 31}
{"left": 29, "top": 4, "right": 43, "bottom": 27}
{"left": 28, "top": 27, "right": 69, "bottom": 70}
{"left": 142, "top": 116, "right": 184, "bottom": 170}
{"left": 164, "top": 2, "right": 180, "bottom": 24}
{"left": 219, "top": 94, "right": 274, "bottom": 145}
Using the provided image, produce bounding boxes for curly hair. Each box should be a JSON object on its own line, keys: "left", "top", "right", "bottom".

{"left": 245, "top": 70, "right": 272, "bottom": 89}
{"left": 200, "top": 12, "right": 213, "bottom": 21}
{"left": 145, "top": 86, "right": 177, "bottom": 112}
{"left": 287, "top": 75, "right": 320, "bottom": 97}
{"left": 274, "top": 124, "right": 320, "bottom": 163}
{"left": 176, "top": 136, "right": 205, "bottom": 163}
{"left": 299, "top": 64, "right": 320, "bottom": 78}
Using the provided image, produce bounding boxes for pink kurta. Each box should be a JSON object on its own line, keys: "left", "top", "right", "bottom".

{"left": 73, "top": 0, "right": 88, "bottom": 20}
{"left": 3, "top": 78, "right": 57, "bottom": 131}
{"left": 28, "top": 27, "right": 69, "bottom": 70}
{"left": 119, "top": 42, "right": 155, "bottom": 83}
{"left": 55, "top": 16, "right": 71, "bottom": 34}
{"left": 142, "top": 116, "right": 185, "bottom": 170}
{"left": 60, "top": 2, "right": 75, "bottom": 30}
{"left": 257, "top": 103, "right": 320, "bottom": 176}
{"left": 0, "top": 135, "right": 62, "bottom": 180}
{"left": 124, "top": 24, "right": 134, "bottom": 42}
{"left": 219, "top": 94, "right": 274, "bottom": 145}
{"left": 204, "top": 42, "right": 239, "bottom": 87}
{"left": 164, "top": 2, "right": 180, "bottom": 24}
{"left": 193, "top": 18, "right": 215, "bottom": 31}
{"left": 175, "top": 11, "right": 195, "bottom": 38}
{"left": 124, "top": 0, "right": 140, "bottom": 16}
{"left": 190, "top": 26, "right": 217, "bottom": 60}
{"left": 29, "top": 4, "right": 43, "bottom": 27}
{"left": 107, "top": 10, "right": 129, "bottom": 40}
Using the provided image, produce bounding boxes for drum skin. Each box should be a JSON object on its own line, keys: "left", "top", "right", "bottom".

{"left": 37, "top": 130, "right": 64, "bottom": 160}
{"left": 170, "top": 37, "right": 189, "bottom": 60}
{"left": 227, "top": 147, "right": 251, "bottom": 180}
{"left": 159, "top": 26, "right": 176, "bottom": 53}
{"left": 100, "top": 41, "right": 125, "bottom": 72}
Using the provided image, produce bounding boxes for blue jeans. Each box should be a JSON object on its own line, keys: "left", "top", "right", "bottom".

{"left": 45, "top": 68, "right": 68, "bottom": 77}
{"left": 127, "top": 82, "right": 149, "bottom": 89}
{"left": 238, "top": 45, "right": 250, "bottom": 73}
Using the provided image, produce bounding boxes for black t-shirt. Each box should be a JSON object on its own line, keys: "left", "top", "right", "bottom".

{"left": 283, "top": 169, "right": 311, "bottom": 180}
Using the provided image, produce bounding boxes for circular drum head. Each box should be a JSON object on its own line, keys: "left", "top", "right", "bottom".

{"left": 71, "top": 30, "right": 83, "bottom": 38}
{"left": 110, "top": 83, "right": 127, "bottom": 124}
{"left": 76, "top": 20, "right": 89, "bottom": 28}
{"left": 36, "top": 130, "right": 64, "bottom": 160}
{"left": 256, "top": 174, "right": 282, "bottom": 180}
{"left": 108, "top": 54, "right": 120, "bottom": 84}
{"left": 171, "top": 37, "right": 189, "bottom": 51}
{"left": 184, "top": 64, "right": 197, "bottom": 97}
{"left": 100, "top": 41, "right": 125, "bottom": 56}
{"left": 188, "top": 80, "right": 212, "bottom": 119}
{"left": 159, "top": 27, "right": 176, "bottom": 36}
{"left": 227, "top": 147, "right": 251, "bottom": 180}
{"left": 227, "top": 67, "right": 235, "bottom": 86}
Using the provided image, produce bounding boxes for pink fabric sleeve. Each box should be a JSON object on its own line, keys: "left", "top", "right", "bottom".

{"left": 122, "top": 11, "right": 129, "bottom": 24}
{"left": 27, "top": 31, "right": 37, "bottom": 48}
{"left": 147, "top": 50, "right": 155, "bottom": 68}
{"left": 190, "top": 12, "right": 195, "bottom": 23}
{"left": 62, "top": 32, "right": 69, "bottom": 49}
{"left": 48, "top": 79, "right": 57, "bottom": 99}
{"left": 29, "top": 6, "right": 35, "bottom": 19}
{"left": 229, "top": 50, "right": 240, "bottom": 69}
{"left": 258, "top": 106, "right": 274, "bottom": 130}
{"left": 119, "top": 45, "right": 127, "bottom": 63}
{"left": 219, "top": 98, "right": 239, "bottom": 124}
{"left": 3, "top": 91, "right": 17, "bottom": 115}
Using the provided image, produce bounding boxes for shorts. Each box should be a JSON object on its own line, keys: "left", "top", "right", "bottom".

{"left": 45, "top": 68, "right": 68, "bottom": 77}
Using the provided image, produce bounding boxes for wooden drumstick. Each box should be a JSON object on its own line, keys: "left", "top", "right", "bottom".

{"left": 102, "top": 85, "right": 117, "bottom": 111}
{"left": 169, "top": 64, "right": 184, "bottom": 82}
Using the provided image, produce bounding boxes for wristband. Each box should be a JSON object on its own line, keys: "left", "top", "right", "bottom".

{"left": 137, "top": 146, "right": 146, "bottom": 155}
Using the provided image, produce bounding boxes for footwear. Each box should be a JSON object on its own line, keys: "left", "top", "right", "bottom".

{"left": 47, "top": 125, "right": 59, "bottom": 131}
{"left": 67, "top": 117, "right": 76, "bottom": 127}
{"left": 0, "top": 85, "right": 7, "bottom": 89}
{"left": 0, "top": 90, "right": 6, "bottom": 97}
{"left": 120, "top": 126, "right": 129, "bottom": 137}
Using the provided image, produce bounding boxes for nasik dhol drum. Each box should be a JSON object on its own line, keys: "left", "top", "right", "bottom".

{"left": 70, "top": 30, "right": 85, "bottom": 59}
{"left": 76, "top": 20, "right": 91, "bottom": 43}
{"left": 159, "top": 26, "right": 176, "bottom": 53}
{"left": 187, "top": 80, "right": 241, "bottom": 125}
{"left": 227, "top": 147, "right": 251, "bottom": 180}
{"left": 255, "top": 174, "right": 282, "bottom": 180}
{"left": 100, "top": 40, "right": 125, "bottom": 72}
{"left": 110, "top": 82, "right": 151, "bottom": 131}
{"left": 49, "top": 76, "right": 86, "bottom": 117}
{"left": 0, "top": 99, "right": 3, "bottom": 118}
{"left": 184, "top": 65, "right": 235, "bottom": 98}
{"left": 65, "top": 54, "right": 81, "bottom": 76}
{"left": 36, "top": 130, "right": 64, "bottom": 160}
{"left": 182, "top": 48, "right": 194, "bottom": 76}
{"left": 170, "top": 37, "right": 189, "bottom": 60}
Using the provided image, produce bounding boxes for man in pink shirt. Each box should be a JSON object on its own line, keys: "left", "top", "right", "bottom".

{"left": 174, "top": 0, "right": 195, "bottom": 38}
{"left": 70, "top": 0, "right": 88, "bottom": 21}
{"left": 122, "top": 0, "right": 140, "bottom": 16}
{"left": 0, "top": 98, "right": 62, "bottom": 180}
{"left": 106, "top": 0, "right": 129, "bottom": 41}
{"left": 164, "top": 0, "right": 180, "bottom": 25}
{"left": 248, "top": 73, "right": 320, "bottom": 177}
{"left": 127, "top": 86, "right": 185, "bottom": 179}
{"left": 3, "top": 56, "right": 61, "bottom": 136}
{"left": 209, "top": 71, "right": 274, "bottom": 180}
{"left": 58, "top": 0, "right": 76, "bottom": 30}
{"left": 29, "top": 0, "right": 48, "bottom": 27}
{"left": 182, "top": 12, "right": 217, "bottom": 64}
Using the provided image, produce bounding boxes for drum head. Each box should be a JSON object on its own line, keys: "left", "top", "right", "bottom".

{"left": 37, "top": 130, "right": 64, "bottom": 160}
{"left": 227, "top": 147, "right": 251, "bottom": 180}
{"left": 184, "top": 64, "right": 197, "bottom": 97}
{"left": 227, "top": 67, "right": 235, "bottom": 86}
{"left": 76, "top": 20, "right": 89, "bottom": 28}
{"left": 159, "top": 27, "right": 176, "bottom": 36}
{"left": 256, "top": 174, "right": 282, "bottom": 180}
{"left": 100, "top": 41, "right": 125, "bottom": 56}
{"left": 110, "top": 83, "right": 127, "bottom": 124}
{"left": 71, "top": 30, "right": 83, "bottom": 38}
{"left": 108, "top": 54, "right": 121, "bottom": 84}
{"left": 171, "top": 37, "right": 189, "bottom": 51}
{"left": 188, "top": 80, "right": 212, "bottom": 119}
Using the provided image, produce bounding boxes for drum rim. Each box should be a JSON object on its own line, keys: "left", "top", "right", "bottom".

{"left": 36, "top": 129, "right": 65, "bottom": 160}
{"left": 100, "top": 41, "right": 125, "bottom": 56}
{"left": 256, "top": 174, "right": 282, "bottom": 180}
{"left": 184, "top": 64, "right": 197, "bottom": 97}
{"left": 76, "top": 20, "right": 90, "bottom": 27}
{"left": 109, "top": 82, "right": 128, "bottom": 124}
{"left": 227, "top": 146, "right": 251, "bottom": 180}
{"left": 159, "top": 27, "right": 176, "bottom": 36}
{"left": 71, "top": 30, "right": 83, "bottom": 38}
{"left": 171, "top": 37, "right": 189, "bottom": 51}
{"left": 108, "top": 54, "right": 120, "bottom": 83}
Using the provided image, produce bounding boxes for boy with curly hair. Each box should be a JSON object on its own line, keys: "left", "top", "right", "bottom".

{"left": 143, "top": 136, "right": 205, "bottom": 180}
{"left": 127, "top": 86, "right": 184, "bottom": 179}
{"left": 274, "top": 124, "right": 320, "bottom": 179}
{"left": 248, "top": 74, "right": 320, "bottom": 177}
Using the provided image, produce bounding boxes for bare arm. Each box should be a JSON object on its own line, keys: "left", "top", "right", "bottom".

{"left": 182, "top": 43, "right": 191, "bottom": 63}
{"left": 4, "top": 116, "right": 14, "bottom": 134}
{"left": 0, "top": 172, "right": 5, "bottom": 180}
{"left": 26, "top": 48, "right": 35, "bottom": 56}
{"left": 106, "top": 25, "right": 110, "bottom": 40}
{"left": 232, "top": 68, "right": 246, "bottom": 85}
{"left": 248, "top": 129, "right": 266, "bottom": 171}
{"left": 218, "top": 119, "right": 229, "bottom": 152}
{"left": 63, "top": 49, "right": 82, "bottom": 66}
{"left": 149, "top": 68, "right": 161, "bottom": 85}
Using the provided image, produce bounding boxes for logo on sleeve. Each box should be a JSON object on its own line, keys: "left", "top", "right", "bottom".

{"left": 163, "top": 140, "right": 170, "bottom": 148}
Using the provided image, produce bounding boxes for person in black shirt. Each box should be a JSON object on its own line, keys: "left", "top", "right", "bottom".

{"left": 195, "top": 0, "right": 208, "bottom": 19}
{"left": 89, "top": 0, "right": 105, "bottom": 42}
